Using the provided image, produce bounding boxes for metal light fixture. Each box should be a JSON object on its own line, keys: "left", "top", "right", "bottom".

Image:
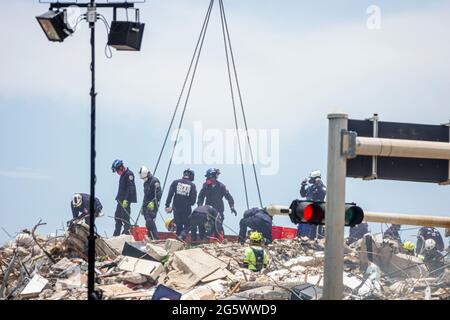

{"left": 36, "top": 10, "right": 73, "bottom": 42}
{"left": 107, "top": 9, "right": 145, "bottom": 51}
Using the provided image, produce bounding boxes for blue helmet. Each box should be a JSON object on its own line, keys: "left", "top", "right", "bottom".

{"left": 183, "top": 168, "right": 195, "bottom": 181}
{"left": 205, "top": 168, "right": 219, "bottom": 178}
{"left": 111, "top": 159, "right": 123, "bottom": 172}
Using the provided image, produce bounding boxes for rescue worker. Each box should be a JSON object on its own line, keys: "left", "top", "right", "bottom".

{"left": 112, "top": 159, "right": 137, "bottom": 236}
{"left": 347, "top": 222, "right": 369, "bottom": 246}
{"left": 70, "top": 193, "right": 103, "bottom": 226}
{"left": 297, "top": 170, "right": 326, "bottom": 240}
{"left": 416, "top": 227, "right": 445, "bottom": 254}
{"left": 402, "top": 240, "right": 416, "bottom": 256}
{"left": 190, "top": 205, "right": 217, "bottom": 243}
{"left": 139, "top": 166, "right": 162, "bottom": 240}
{"left": 165, "top": 169, "right": 197, "bottom": 241}
{"left": 383, "top": 224, "right": 402, "bottom": 243}
{"left": 243, "top": 231, "right": 269, "bottom": 272}
{"left": 238, "top": 208, "right": 273, "bottom": 245}
{"left": 422, "top": 239, "right": 445, "bottom": 276}
{"left": 197, "top": 168, "right": 237, "bottom": 240}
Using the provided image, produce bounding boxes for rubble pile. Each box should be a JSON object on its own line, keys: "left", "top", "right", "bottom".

{"left": 0, "top": 223, "right": 449, "bottom": 300}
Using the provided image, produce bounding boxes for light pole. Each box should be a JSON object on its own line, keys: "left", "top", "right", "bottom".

{"left": 36, "top": 0, "right": 145, "bottom": 300}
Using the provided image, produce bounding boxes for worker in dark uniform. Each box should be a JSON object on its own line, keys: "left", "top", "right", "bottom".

{"left": 190, "top": 205, "right": 217, "bottom": 243}
{"left": 112, "top": 159, "right": 137, "bottom": 236}
{"left": 383, "top": 224, "right": 402, "bottom": 243}
{"left": 297, "top": 170, "right": 326, "bottom": 240}
{"left": 165, "top": 169, "right": 197, "bottom": 241}
{"left": 347, "top": 222, "right": 369, "bottom": 245}
{"left": 69, "top": 193, "right": 103, "bottom": 226}
{"left": 139, "top": 165, "right": 162, "bottom": 240}
{"left": 416, "top": 227, "right": 445, "bottom": 254}
{"left": 422, "top": 239, "right": 445, "bottom": 277}
{"left": 238, "top": 207, "right": 273, "bottom": 245}
{"left": 197, "top": 168, "right": 237, "bottom": 240}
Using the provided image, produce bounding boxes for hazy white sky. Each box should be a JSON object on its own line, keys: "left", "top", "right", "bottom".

{"left": 0, "top": 0, "right": 449, "bottom": 245}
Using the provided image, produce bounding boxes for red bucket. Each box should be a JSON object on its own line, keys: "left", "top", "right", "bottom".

{"left": 282, "top": 227, "right": 298, "bottom": 239}
{"left": 130, "top": 226, "right": 147, "bottom": 241}
{"left": 272, "top": 226, "right": 284, "bottom": 240}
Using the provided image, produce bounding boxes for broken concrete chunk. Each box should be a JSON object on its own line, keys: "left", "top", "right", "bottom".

{"left": 20, "top": 274, "right": 49, "bottom": 298}
{"left": 181, "top": 285, "right": 216, "bottom": 300}
{"left": 98, "top": 284, "right": 134, "bottom": 299}
{"left": 118, "top": 272, "right": 149, "bottom": 285}
{"left": 105, "top": 235, "right": 135, "bottom": 252}
{"left": 145, "top": 243, "right": 168, "bottom": 261}
{"left": 118, "top": 256, "right": 163, "bottom": 282}
{"left": 165, "top": 239, "right": 184, "bottom": 253}
{"left": 52, "top": 257, "right": 76, "bottom": 272}
{"left": 290, "top": 265, "right": 306, "bottom": 273}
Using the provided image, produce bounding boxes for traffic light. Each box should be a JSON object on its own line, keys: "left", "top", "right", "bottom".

{"left": 288, "top": 200, "right": 364, "bottom": 227}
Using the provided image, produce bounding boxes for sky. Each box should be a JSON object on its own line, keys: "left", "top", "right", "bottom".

{"left": 0, "top": 0, "right": 449, "bottom": 246}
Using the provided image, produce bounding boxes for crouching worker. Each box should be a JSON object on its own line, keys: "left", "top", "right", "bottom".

{"left": 402, "top": 241, "right": 416, "bottom": 256}
{"left": 190, "top": 205, "right": 217, "bottom": 243}
{"left": 243, "top": 232, "right": 269, "bottom": 272}
{"left": 239, "top": 208, "right": 273, "bottom": 245}
{"left": 69, "top": 193, "right": 103, "bottom": 226}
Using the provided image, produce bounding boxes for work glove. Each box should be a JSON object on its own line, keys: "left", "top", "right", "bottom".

{"left": 165, "top": 207, "right": 173, "bottom": 214}
{"left": 122, "top": 200, "right": 129, "bottom": 208}
{"left": 301, "top": 178, "right": 308, "bottom": 185}
{"left": 147, "top": 201, "right": 156, "bottom": 211}
{"left": 231, "top": 208, "right": 237, "bottom": 216}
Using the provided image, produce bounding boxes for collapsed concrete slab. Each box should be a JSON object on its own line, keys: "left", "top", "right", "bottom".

{"left": 20, "top": 274, "right": 49, "bottom": 298}
{"left": 118, "top": 256, "right": 163, "bottom": 282}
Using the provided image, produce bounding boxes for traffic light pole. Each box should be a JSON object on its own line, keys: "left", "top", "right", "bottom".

{"left": 323, "top": 113, "right": 348, "bottom": 300}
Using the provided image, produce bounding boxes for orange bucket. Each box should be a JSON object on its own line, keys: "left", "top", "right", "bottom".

{"left": 130, "top": 226, "right": 147, "bottom": 241}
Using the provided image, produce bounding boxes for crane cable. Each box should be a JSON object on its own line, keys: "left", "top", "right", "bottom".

{"left": 219, "top": 0, "right": 263, "bottom": 208}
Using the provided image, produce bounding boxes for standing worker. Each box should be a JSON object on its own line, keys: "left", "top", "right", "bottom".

{"left": 197, "top": 168, "right": 237, "bottom": 241}
{"left": 112, "top": 159, "right": 137, "bottom": 236}
{"left": 242, "top": 232, "right": 269, "bottom": 272}
{"left": 69, "top": 193, "right": 103, "bottom": 226}
{"left": 238, "top": 208, "right": 273, "bottom": 245}
{"left": 139, "top": 166, "right": 162, "bottom": 240}
{"left": 298, "top": 170, "right": 327, "bottom": 240}
{"left": 416, "top": 227, "right": 445, "bottom": 254}
{"left": 165, "top": 169, "right": 197, "bottom": 241}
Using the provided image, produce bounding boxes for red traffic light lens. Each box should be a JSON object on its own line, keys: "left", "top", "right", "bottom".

{"left": 304, "top": 204, "right": 314, "bottom": 221}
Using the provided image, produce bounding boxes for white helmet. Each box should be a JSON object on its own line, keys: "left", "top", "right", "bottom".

{"left": 310, "top": 170, "right": 321, "bottom": 179}
{"left": 72, "top": 193, "right": 82, "bottom": 208}
{"left": 424, "top": 239, "right": 436, "bottom": 251}
{"left": 139, "top": 166, "right": 151, "bottom": 180}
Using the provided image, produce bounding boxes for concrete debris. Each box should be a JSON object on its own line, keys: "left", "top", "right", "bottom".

{"left": 0, "top": 226, "right": 448, "bottom": 300}
{"left": 20, "top": 274, "right": 49, "bottom": 298}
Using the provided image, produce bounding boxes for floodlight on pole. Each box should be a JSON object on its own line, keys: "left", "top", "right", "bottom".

{"left": 36, "top": 10, "right": 74, "bottom": 42}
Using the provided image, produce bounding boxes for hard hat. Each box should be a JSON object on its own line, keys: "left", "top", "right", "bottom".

{"left": 111, "top": 159, "right": 123, "bottom": 172}
{"left": 205, "top": 168, "right": 218, "bottom": 178}
{"left": 165, "top": 218, "right": 175, "bottom": 232}
{"left": 424, "top": 239, "right": 436, "bottom": 251}
{"left": 310, "top": 170, "right": 321, "bottom": 178}
{"left": 249, "top": 231, "right": 263, "bottom": 242}
{"left": 183, "top": 168, "right": 195, "bottom": 181}
{"left": 139, "top": 166, "right": 151, "bottom": 180}
{"left": 402, "top": 241, "right": 415, "bottom": 252}
{"left": 72, "top": 193, "right": 82, "bottom": 208}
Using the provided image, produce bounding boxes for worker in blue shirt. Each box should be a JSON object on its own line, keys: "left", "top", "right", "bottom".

{"left": 238, "top": 208, "right": 273, "bottom": 245}
{"left": 416, "top": 227, "right": 445, "bottom": 254}
{"left": 197, "top": 168, "right": 237, "bottom": 240}
{"left": 165, "top": 169, "right": 197, "bottom": 241}
{"left": 112, "top": 160, "right": 137, "bottom": 236}
{"left": 70, "top": 193, "right": 103, "bottom": 226}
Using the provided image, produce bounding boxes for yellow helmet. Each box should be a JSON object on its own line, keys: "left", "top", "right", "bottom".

{"left": 249, "top": 231, "right": 263, "bottom": 242}
{"left": 402, "top": 240, "right": 415, "bottom": 252}
{"left": 165, "top": 218, "right": 175, "bottom": 231}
